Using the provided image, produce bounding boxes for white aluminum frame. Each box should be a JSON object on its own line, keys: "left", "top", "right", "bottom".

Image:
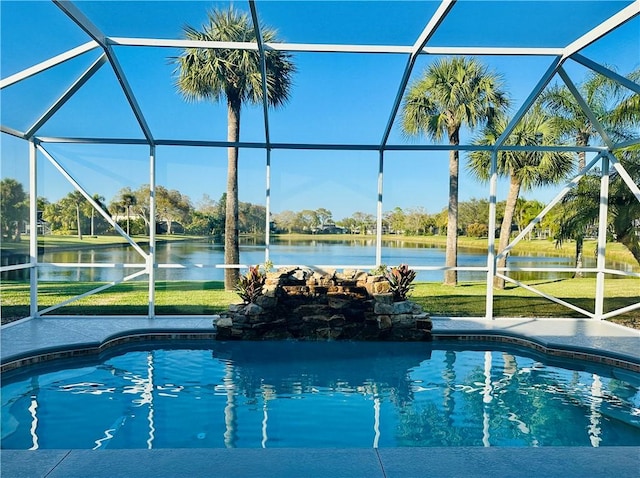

{"left": 1, "top": 0, "right": 639, "bottom": 321}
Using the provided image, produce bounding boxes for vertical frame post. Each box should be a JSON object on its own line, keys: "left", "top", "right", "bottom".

{"left": 594, "top": 155, "right": 610, "bottom": 319}
{"left": 485, "top": 150, "right": 498, "bottom": 319}
{"left": 376, "top": 150, "right": 384, "bottom": 267}
{"left": 148, "top": 144, "right": 156, "bottom": 318}
{"left": 265, "top": 148, "right": 271, "bottom": 264}
{"left": 29, "top": 139, "right": 39, "bottom": 318}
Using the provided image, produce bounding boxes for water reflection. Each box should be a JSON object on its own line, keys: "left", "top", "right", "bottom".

{"left": 2, "top": 341, "right": 639, "bottom": 449}
{"left": 4, "top": 238, "right": 631, "bottom": 282}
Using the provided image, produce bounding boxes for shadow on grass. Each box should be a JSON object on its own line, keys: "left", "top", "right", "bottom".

{"left": 412, "top": 294, "right": 639, "bottom": 328}
{"left": 3, "top": 281, "right": 637, "bottom": 330}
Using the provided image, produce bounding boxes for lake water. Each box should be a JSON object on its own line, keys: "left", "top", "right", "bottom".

{"left": 25, "top": 237, "right": 624, "bottom": 283}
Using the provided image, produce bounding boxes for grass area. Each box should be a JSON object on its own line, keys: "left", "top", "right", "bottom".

{"left": 2, "top": 278, "right": 638, "bottom": 329}
{"left": 0, "top": 234, "right": 203, "bottom": 254}
{"left": 411, "top": 279, "right": 639, "bottom": 329}
{"left": 2, "top": 234, "right": 638, "bottom": 329}
{"left": 1, "top": 281, "right": 237, "bottom": 320}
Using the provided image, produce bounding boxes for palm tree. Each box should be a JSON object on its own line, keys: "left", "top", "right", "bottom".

{"left": 540, "top": 69, "right": 639, "bottom": 272}
{"left": 540, "top": 69, "right": 640, "bottom": 169}
{"left": 88, "top": 194, "right": 106, "bottom": 237}
{"left": 542, "top": 69, "right": 639, "bottom": 169}
{"left": 556, "top": 149, "right": 640, "bottom": 265}
{"left": 65, "top": 190, "right": 86, "bottom": 240}
{"left": 119, "top": 190, "right": 137, "bottom": 236}
{"left": 468, "top": 105, "right": 574, "bottom": 289}
{"left": 401, "top": 57, "right": 509, "bottom": 285}
{"left": 173, "top": 7, "right": 295, "bottom": 290}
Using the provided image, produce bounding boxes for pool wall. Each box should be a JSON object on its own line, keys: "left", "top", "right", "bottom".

{"left": 1, "top": 317, "right": 639, "bottom": 373}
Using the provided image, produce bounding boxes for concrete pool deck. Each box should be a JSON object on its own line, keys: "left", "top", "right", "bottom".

{"left": 1, "top": 447, "right": 639, "bottom": 478}
{"left": 1, "top": 316, "right": 639, "bottom": 477}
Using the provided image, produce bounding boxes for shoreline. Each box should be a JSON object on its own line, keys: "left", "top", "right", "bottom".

{"left": 1, "top": 233, "right": 638, "bottom": 270}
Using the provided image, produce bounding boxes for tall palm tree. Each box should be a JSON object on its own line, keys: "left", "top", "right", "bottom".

{"left": 120, "top": 191, "right": 137, "bottom": 236}
{"left": 468, "top": 105, "right": 574, "bottom": 289}
{"left": 88, "top": 194, "right": 106, "bottom": 237}
{"left": 540, "top": 68, "right": 640, "bottom": 269}
{"left": 173, "top": 7, "right": 295, "bottom": 290}
{"left": 541, "top": 69, "right": 639, "bottom": 169}
{"left": 66, "top": 190, "right": 86, "bottom": 240}
{"left": 556, "top": 149, "right": 640, "bottom": 265}
{"left": 401, "top": 57, "right": 509, "bottom": 285}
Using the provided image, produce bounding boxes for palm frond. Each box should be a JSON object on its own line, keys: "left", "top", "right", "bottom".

{"left": 400, "top": 56, "right": 509, "bottom": 144}
{"left": 171, "top": 6, "right": 295, "bottom": 110}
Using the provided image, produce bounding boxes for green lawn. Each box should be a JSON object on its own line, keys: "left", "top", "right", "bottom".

{"left": 2, "top": 234, "right": 638, "bottom": 328}
{"left": 2, "top": 278, "right": 638, "bottom": 329}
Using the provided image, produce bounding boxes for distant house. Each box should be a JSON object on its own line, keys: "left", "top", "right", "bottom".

{"left": 23, "top": 211, "right": 51, "bottom": 235}
{"left": 313, "top": 223, "right": 345, "bottom": 234}
{"left": 366, "top": 225, "right": 389, "bottom": 235}
{"left": 156, "top": 221, "right": 184, "bottom": 234}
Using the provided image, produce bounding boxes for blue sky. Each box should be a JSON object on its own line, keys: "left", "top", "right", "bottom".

{"left": 1, "top": 1, "right": 638, "bottom": 220}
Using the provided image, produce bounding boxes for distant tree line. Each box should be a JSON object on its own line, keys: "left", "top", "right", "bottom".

{"left": 2, "top": 177, "right": 563, "bottom": 242}
{"left": 0, "top": 182, "right": 266, "bottom": 240}
{"left": 271, "top": 198, "right": 560, "bottom": 239}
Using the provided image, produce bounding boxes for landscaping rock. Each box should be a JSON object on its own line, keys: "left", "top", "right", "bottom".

{"left": 218, "top": 266, "right": 432, "bottom": 342}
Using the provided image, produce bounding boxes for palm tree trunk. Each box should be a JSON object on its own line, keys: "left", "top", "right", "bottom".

{"left": 617, "top": 228, "right": 640, "bottom": 265}
{"left": 494, "top": 176, "right": 521, "bottom": 289}
{"left": 225, "top": 98, "right": 241, "bottom": 290}
{"left": 577, "top": 132, "right": 589, "bottom": 171}
{"left": 76, "top": 204, "right": 83, "bottom": 240}
{"left": 444, "top": 131, "right": 460, "bottom": 286}
{"left": 574, "top": 235, "right": 584, "bottom": 278}
{"left": 574, "top": 133, "right": 589, "bottom": 275}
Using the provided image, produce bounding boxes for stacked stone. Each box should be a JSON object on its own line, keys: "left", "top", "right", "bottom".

{"left": 215, "top": 267, "right": 432, "bottom": 341}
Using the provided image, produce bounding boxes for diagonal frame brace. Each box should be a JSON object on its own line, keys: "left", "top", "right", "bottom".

{"left": 380, "top": 0, "right": 456, "bottom": 149}
{"left": 25, "top": 54, "right": 107, "bottom": 139}
{"left": 607, "top": 151, "right": 640, "bottom": 202}
{"left": 37, "top": 143, "right": 150, "bottom": 261}
{"left": 53, "top": 0, "right": 154, "bottom": 145}
{"left": 570, "top": 53, "right": 640, "bottom": 95}
{"left": 0, "top": 41, "right": 99, "bottom": 90}
{"left": 496, "top": 154, "right": 603, "bottom": 261}
{"left": 558, "top": 67, "right": 614, "bottom": 149}
{"left": 249, "top": 0, "right": 271, "bottom": 148}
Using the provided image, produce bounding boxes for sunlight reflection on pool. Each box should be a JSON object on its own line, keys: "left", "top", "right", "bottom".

{"left": 2, "top": 341, "right": 639, "bottom": 449}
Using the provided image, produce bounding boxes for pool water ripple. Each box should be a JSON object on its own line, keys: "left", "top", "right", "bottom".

{"left": 1, "top": 341, "right": 639, "bottom": 449}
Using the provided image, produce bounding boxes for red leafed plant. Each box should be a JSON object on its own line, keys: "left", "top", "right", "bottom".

{"left": 235, "top": 265, "right": 266, "bottom": 304}
{"left": 385, "top": 264, "right": 416, "bottom": 302}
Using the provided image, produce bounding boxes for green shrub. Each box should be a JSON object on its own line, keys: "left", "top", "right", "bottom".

{"left": 467, "top": 223, "right": 488, "bottom": 238}
{"left": 370, "top": 264, "right": 388, "bottom": 276}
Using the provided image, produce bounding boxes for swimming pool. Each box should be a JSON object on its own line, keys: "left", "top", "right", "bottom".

{"left": 2, "top": 340, "right": 639, "bottom": 449}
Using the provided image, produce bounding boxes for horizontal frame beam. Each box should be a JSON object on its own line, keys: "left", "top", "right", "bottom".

{"left": 108, "top": 37, "right": 563, "bottom": 57}
{"left": 31, "top": 135, "right": 607, "bottom": 153}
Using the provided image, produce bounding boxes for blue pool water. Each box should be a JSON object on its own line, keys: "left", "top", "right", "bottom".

{"left": 1, "top": 341, "right": 639, "bottom": 449}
